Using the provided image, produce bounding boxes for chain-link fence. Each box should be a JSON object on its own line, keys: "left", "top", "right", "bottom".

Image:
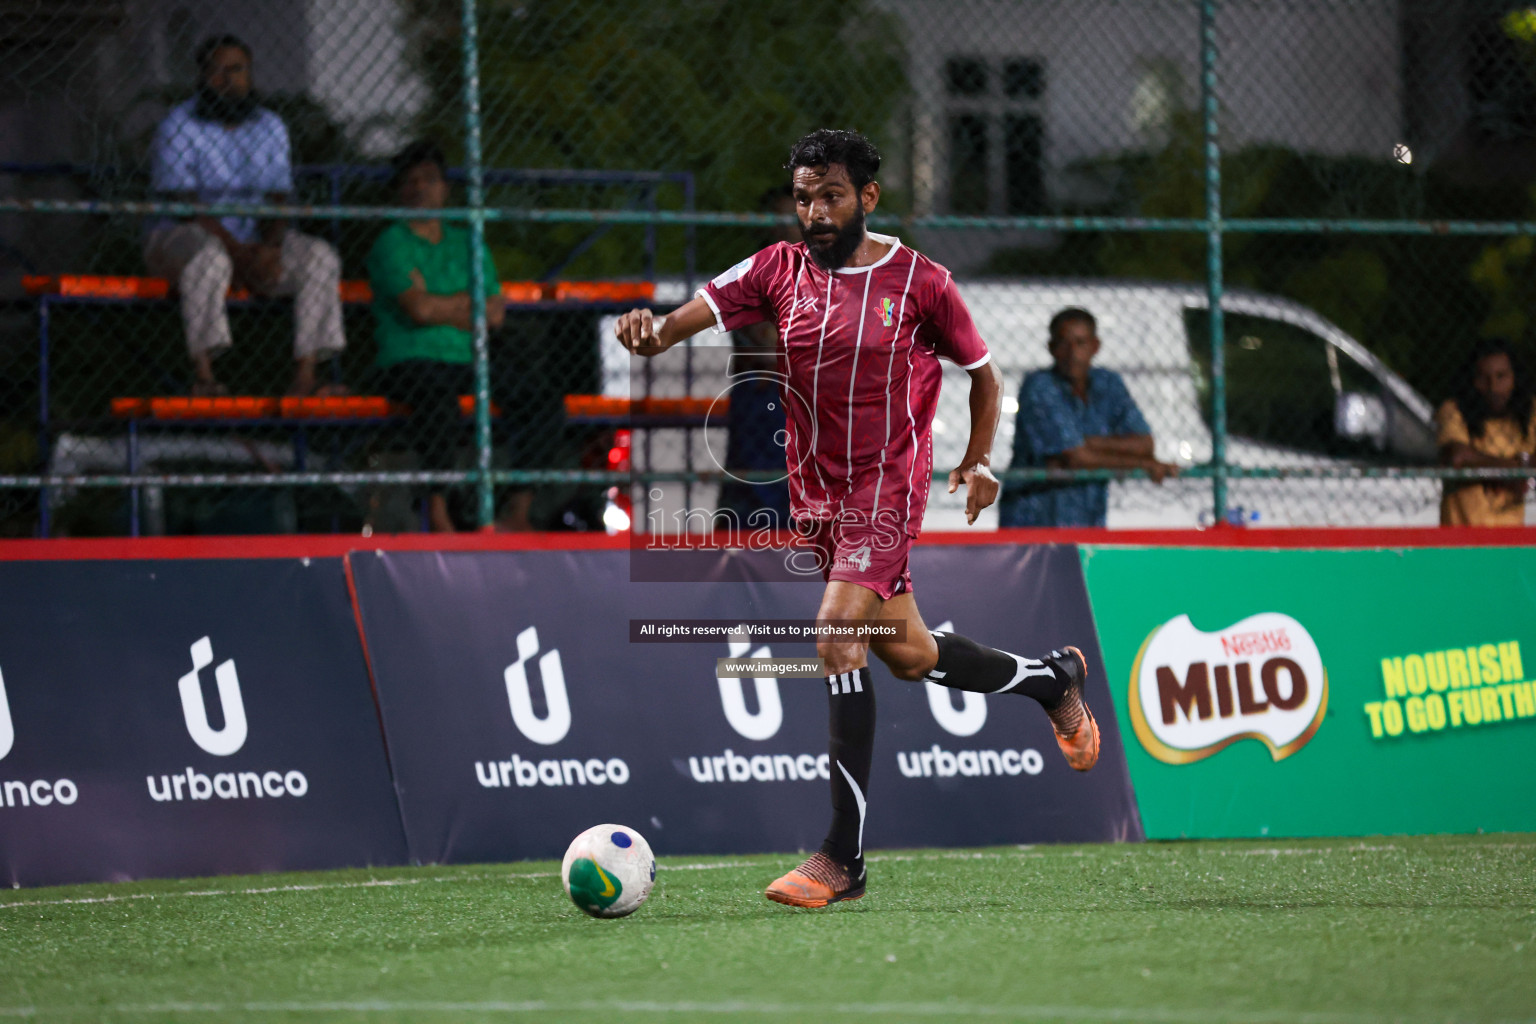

{"left": 1, "top": 0, "right": 1533, "bottom": 536}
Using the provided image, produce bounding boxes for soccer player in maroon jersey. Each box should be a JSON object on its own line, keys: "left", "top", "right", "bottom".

{"left": 614, "top": 129, "right": 1099, "bottom": 908}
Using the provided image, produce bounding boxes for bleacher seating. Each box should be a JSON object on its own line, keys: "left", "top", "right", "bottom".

{"left": 22, "top": 274, "right": 653, "bottom": 305}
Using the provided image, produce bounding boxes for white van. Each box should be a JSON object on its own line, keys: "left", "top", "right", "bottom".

{"left": 629, "top": 279, "right": 1442, "bottom": 530}
{"left": 928, "top": 280, "right": 1441, "bottom": 529}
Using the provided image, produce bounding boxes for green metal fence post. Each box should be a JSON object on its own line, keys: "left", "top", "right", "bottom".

{"left": 461, "top": 0, "right": 494, "bottom": 529}
{"left": 1201, "top": 0, "right": 1228, "bottom": 525}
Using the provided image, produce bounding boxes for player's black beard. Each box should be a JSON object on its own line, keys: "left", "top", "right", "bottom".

{"left": 801, "top": 206, "right": 866, "bottom": 271}
{"left": 194, "top": 87, "right": 260, "bottom": 125}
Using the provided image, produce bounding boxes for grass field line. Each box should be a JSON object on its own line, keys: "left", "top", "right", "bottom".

{"left": 0, "top": 853, "right": 1035, "bottom": 911}
{"left": 0, "top": 873, "right": 512, "bottom": 910}
{"left": 1231, "top": 845, "right": 1399, "bottom": 856}
{"left": 2, "top": 840, "right": 1530, "bottom": 913}
{"left": 0, "top": 859, "right": 780, "bottom": 911}
{"left": 0, "top": 999, "right": 1529, "bottom": 1023}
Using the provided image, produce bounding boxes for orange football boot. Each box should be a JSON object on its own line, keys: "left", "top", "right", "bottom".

{"left": 1048, "top": 646, "right": 1100, "bottom": 772}
{"left": 764, "top": 851, "right": 865, "bottom": 908}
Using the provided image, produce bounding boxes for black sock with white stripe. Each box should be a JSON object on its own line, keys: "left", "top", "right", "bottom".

{"left": 926, "top": 632, "right": 1068, "bottom": 706}
{"left": 820, "top": 667, "right": 873, "bottom": 878}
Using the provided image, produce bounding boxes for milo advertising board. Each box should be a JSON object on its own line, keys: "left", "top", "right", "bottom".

{"left": 1080, "top": 546, "right": 1536, "bottom": 839}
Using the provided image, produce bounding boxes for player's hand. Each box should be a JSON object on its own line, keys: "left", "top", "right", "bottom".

{"left": 613, "top": 308, "right": 667, "bottom": 356}
{"left": 948, "top": 460, "right": 999, "bottom": 525}
{"left": 1148, "top": 460, "right": 1181, "bottom": 485}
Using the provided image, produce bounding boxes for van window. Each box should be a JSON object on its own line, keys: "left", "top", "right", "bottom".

{"left": 1185, "top": 310, "right": 1336, "bottom": 454}
{"left": 1184, "top": 309, "right": 1436, "bottom": 462}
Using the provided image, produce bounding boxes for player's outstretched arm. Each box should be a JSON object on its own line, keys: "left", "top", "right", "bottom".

{"left": 947, "top": 360, "right": 1003, "bottom": 525}
{"left": 613, "top": 297, "right": 718, "bottom": 358}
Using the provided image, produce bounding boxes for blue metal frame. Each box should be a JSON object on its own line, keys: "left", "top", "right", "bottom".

{"left": 0, "top": 161, "right": 695, "bottom": 283}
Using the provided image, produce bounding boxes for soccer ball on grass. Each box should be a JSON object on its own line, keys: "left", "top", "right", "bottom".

{"left": 561, "top": 823, "right": 656, "bottom": 918}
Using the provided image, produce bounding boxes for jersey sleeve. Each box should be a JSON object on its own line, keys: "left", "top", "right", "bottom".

{"left": 151, "top": 112, "right": 199, "bottom": 193}
{"left": 918, "top": 273, "right": 990, "bottom": 369}
{"left": 367, "top": 228, "right": 415, "bottom": 302}
{"left": 259, "top": 116, "right": 295, "bottom": 194}
{"left": 698, "top": 246, "right": 778, "bottom": 334}
{"left": 1103, "top": 371, "right": 1152, "bottom": 436}
{"left": 1435, "top": 399, "right": 1470, "bottom": 447}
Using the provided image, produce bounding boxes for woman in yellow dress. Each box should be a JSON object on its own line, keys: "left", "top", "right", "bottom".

{"left": 1436, "top": 339, "right": 1536, "bottom": 526}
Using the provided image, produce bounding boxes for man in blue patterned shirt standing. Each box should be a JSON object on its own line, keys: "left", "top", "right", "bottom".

{"left": 999, "top": 307, "right": 1178, "bottom": 527}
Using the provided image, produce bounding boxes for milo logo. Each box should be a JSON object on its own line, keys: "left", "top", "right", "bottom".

{"left": 1128, "top": 612, "right": 1328, "bottom": 764}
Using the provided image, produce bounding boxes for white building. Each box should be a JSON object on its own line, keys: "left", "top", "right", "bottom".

{"left": 877, "top": 0, "right": 1403, "bottom": 268}
{"left": 0, "top": 1, "right": 1464, "bottom": 282}
{"left": 110, "top": 0, "right": 427, "bottom": 157}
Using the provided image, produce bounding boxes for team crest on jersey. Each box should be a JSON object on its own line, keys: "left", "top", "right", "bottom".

{"left": 875, "top": 297, "right": 896, "bottom": 327}
{"left": 712, "top": 256, "right": 754, "bottom": 289}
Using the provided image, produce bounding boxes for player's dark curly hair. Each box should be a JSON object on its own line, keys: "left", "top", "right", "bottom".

{"left": 391, "top": 139, "right": 448, "bottom": 187}
{"left": 195, "top": 34, "right": 253, "bottom": 74}
{"left": 1454, "top": 338, "right": 1534, "bottom": 440}
{"left": 786, "top": 130, "right": 881, "bottom": 189}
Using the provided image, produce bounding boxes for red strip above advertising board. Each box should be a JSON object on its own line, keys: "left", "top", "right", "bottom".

{"left": 0, "top": 526, "right": 1532, "bottom": 562}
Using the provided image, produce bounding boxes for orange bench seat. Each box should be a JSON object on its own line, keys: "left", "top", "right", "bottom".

{"left": 563, "top": 395, "right": 719, "bottom": 417}
{"left": 23, "top": 275, "right": 654, "bottom": 305}
{"left": 110, "top": 395, "right": 504, "bottom": 421}
{"left": 109, "top": 393, "right": 719, "bottom": 421}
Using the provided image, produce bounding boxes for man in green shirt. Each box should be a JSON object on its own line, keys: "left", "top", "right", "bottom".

{"left": 367, "top": 140, "right": 505, "bottom": 531}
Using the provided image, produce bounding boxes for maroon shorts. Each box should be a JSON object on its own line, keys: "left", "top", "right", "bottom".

{"left": 798, "top": 516, "right": 914, "bottom": 601}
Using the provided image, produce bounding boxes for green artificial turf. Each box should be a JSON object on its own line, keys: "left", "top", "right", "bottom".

{"left": 2, "top": 835, "right": 1533, "bottom": 1023}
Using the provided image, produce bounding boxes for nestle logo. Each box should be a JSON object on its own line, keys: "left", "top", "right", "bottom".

{"left": 1219, "top": 629, "right": 1291, "bottom": 659}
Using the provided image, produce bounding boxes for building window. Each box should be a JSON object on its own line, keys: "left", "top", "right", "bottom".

{"left": 1004, "top": 114, "right": 1044, "bottom": 214}
{"left": 948, "top": 114, "right": 990, "bottom": 214}
{"left": 1003, "top": 58, "right": 1044, "bottom": 101}
{"left": 942, "top": 55, "right": 1046, "bottom": 215}
{"left": 945, "top": 57, "right": 989, "bottom": 97}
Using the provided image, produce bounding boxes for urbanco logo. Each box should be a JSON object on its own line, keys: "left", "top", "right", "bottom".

{"left": 480, "top": 627, "right": 634, "bottom": 790}
{"left": 504, "top": 626, "right": 571, "bottom": 745}
{"left": 926, "top": 621, "right": 986, "bottom": 737}
{"left": 0, "top": 664, "right": 12, "bottom": 762}
{"left": 0, "top": 663, "right": 81, "bottom": 808}
{"left": 719, "top": 635, "right": 783, "bottom": 740}
{"left": 1129, "top": 612, "right": 1328, "bottom": 765}
{"left": 179, "top": 637, "right": 248, "bottom": 756}
{"left": 152, "top": 639, "right": 309, "bottom": 803}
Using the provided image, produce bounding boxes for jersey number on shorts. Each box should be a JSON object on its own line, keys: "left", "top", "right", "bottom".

{"left": 846, "top": 545, "right": 872, "bottom": 573}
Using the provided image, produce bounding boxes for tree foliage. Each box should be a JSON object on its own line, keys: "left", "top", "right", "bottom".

{"left": 985, "top": 111, "right": 1525, "bottom": 404}
{"left": 402, "top": 0, "right": 909, "bottom": 277}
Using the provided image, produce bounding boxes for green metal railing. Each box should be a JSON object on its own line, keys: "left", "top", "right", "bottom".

{"left": 460, "top": 0, "right": 495, "bottom": 529}
{"left": 6, "top": 0, "right": 1536, "bottom": 533}
{"left": 1201, "top": 0, "right": 1228, "bottom": 520}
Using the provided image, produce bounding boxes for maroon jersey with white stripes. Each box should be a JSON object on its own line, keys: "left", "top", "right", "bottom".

{"left": 700, "top": 234, "right": 990, "bottom": 536}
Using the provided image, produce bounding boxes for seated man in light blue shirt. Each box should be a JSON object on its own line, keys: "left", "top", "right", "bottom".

{"left": 999, "top": 307, "right": 1178, "bottom": 527}
{"left": 145, "top": 34, "right": 345, "bottom": 396}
